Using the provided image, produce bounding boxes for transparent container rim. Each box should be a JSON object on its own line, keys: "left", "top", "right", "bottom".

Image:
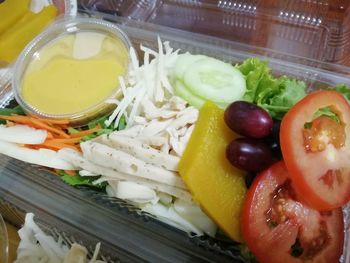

{"left": 12, "top": 16, "right": 133, "bottom": 121}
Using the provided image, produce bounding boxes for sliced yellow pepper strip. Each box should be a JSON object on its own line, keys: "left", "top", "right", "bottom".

{"left": 179, "top": 101, "right": 247, "bottom": 242}
{"left": 0, "top": 0, "right": 30, "bottom": 35}
{"left": 0, "top": 5, "right": 57, "bottom": 63}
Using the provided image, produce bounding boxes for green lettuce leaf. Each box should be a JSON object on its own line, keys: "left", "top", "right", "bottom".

{"left": 327, "top": 84, "right": 350, "bottom": 104}
{"left": 237, "top": 58, "right": 269, "bottom": 102}
{"left": 87, "top": 114, "right": 127, "bottom": 130}
{"left": 79, "top": 115, "right": 127, "bottom": 142}
{"left": 304, "top": 106, "right": 341, "bottom": 129}
{"left": 313, "top": 106, "right": 341, "bottom": 124}
{"left": 67, "top": 121, "right": 114, "bottom": 142}
{"left": 80, "top": 129, "right": 113, "bottom": 142}
{"left": 58, "top": 170, "right": 106, "bottom": 190}
{"left": 237, "top": 58, "right": 307, "bottom": 119}
{"left": 0, "top": 105, "right": 24, "bottom": 115}
{"left": 0, "top": 105, "right": 25, "bottom": 124}
{"left": 258, "top": 78, "right": 307, "bottom": 119}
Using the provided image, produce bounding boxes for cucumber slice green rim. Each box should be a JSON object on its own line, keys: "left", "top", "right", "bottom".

{"left": 183, "top": 57, "right": 246, "bottom": 104}
{"left": 173, "top": 53, "right": 207, "bottom": 80}
{"left": 174, "top": 79, "right": 206, "bottom": 109}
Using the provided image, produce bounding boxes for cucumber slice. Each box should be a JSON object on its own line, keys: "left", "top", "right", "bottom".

{"left": 183, "top": 57, "right": 246, "bottom": 104}
{"left": 173, "top": 53, "right": 207, "bottom": 80}
{"left": 174, "top": 80, "right": 205, "bottom": 109}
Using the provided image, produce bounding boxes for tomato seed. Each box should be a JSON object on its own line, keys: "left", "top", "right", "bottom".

{"left": 303, "top": 116, "right": 345, "bottom": 153}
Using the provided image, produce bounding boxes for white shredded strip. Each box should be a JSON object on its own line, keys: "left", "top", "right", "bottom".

{"left": 88, "top": 38, "right": 216, "bottom": 236}
{"left": 105, "top": 37, "right": 179, "bottom": 128}
{"left": 14, "top": 213, "right": 106, "bottom": 263}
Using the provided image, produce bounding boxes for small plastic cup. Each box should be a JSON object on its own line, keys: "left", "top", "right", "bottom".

{"left": 13, "top": 16, "right": 132, "bottom": 126}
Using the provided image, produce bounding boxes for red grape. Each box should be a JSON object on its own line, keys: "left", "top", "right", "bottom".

{"left": 224, "top": 101, "right": 273, "bottom": 138}
{"left": 226, "top": 138, "right": 274, "bottom": 172}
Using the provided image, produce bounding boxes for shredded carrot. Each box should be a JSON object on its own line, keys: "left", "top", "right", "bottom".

{"left": 0, "top": 114, "right": 33, "bottom": 124}
{"left": 52, "top": 169, "right": 76, "bottom": 177}
{"left": 0, "top": 114, "right": 99, "bottom": 154}
{"left": 64, "top": 170, "right": 77, "bottom": 176}
{"left": 47, "top": 137, "right": 82, "bottom": 144}
{"left": 46, "top": 132, "right": 54, "bottom": 139}
{"left": 0, "top": 115, "right": 71, "bottom": 138}
{"left": 5, "top": 120, "right": 16, "bottom": 127}
{"left": 33, "top": 117, "right": 70, "bottom": 125}
{"left": 38, "top": 140, "right": 80, "bottom": 151}
{"left": 26, "top": 138, "right": 82, "bottom": 151}
{"left": 70, "top": 124, "right": 101, "bottom": 138}
{"left": 29, "top": 117, "right": 70, "bottom": 138}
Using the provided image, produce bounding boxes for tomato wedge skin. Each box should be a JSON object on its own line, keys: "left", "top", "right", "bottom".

{"left": 241, "top": 161, "right": 344, "bottom": 263}
{"left": 280, "top": 90, "right": 350, "bottom": 211}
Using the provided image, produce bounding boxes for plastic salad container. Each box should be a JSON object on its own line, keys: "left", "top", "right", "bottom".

{"left": 78, "top": 0, "right": 350, "bottom": 72}
{"left": 12, "top": 17, "right": 132, "bottom": 126}
{"left": 1, "top": 13, "right": 350, "bottom": 263}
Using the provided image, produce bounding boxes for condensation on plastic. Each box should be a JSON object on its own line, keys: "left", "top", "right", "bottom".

{"left": 1, "top": 14, "right": 350, "bottom": 263}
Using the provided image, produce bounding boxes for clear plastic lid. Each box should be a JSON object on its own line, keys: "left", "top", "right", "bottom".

{"left": 1, "top": 14, "right": 350, "bottom": 263}
{"left": 78, "top": 0, "right": 350, "bottom": 69}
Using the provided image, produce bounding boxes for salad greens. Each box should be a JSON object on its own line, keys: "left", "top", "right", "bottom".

{"left": 328, "top": 83, "right": 350, "bottom": 104}
{"left": 0, "top": 105, "right": 24, "bottom": 115}
{"left": 67, "top": 115, "right": 127, "bottom": 143}
{"left": 237, "top": 58, "right": 307, "bottom": 119}
{"left": 57, "top": 115, "right": 129, "bottom": 189}
{"left": 237, "top": 58, "right": 350, "bottom": 121}
{"left": 82, "top": 115, "right": 127, "bottom": 141}
{"left": 0, "top": 105, "right": 24, "bottom": 124}
{"left": 58, "top": 115, "right": 129, "bottom": 188}
{"left": 80, "top": 129, "right": 113, "bottom": 142}
{"left": 312, "top": 106, "right": 341, "bottom": 124}
{"left": 306, "top": 84, "right": 350, "bottom": 126}
{"left": 58, "top": 170, "right": 106, "bottom": 190}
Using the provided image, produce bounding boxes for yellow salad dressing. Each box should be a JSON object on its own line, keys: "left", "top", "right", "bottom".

{"left": 21, "top": 32, "right": 129, "bottom": 115}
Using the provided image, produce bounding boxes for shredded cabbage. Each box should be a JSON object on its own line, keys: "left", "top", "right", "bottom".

{"left": 14, "top": 213, "right": 106, "bottom": 263}
{"left": 105, "top": 37, "right": 180, "bottom": 128}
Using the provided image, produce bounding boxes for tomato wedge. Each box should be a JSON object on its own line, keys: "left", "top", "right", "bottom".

{"left": 241, "top": 161, "right": 344, "bottom": 263}
{"left": 280, "top": 90, "right": 350, "bottom": 210}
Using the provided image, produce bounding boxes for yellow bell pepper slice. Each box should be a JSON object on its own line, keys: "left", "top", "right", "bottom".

{"left": 179, "top": 101, "right": 247, "bottom": 242}
{"left": 0, "top": 5, "right": 57, "bottom": 63}
{"left": 0, "top": 0, "right": 30, "bottom": 35}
